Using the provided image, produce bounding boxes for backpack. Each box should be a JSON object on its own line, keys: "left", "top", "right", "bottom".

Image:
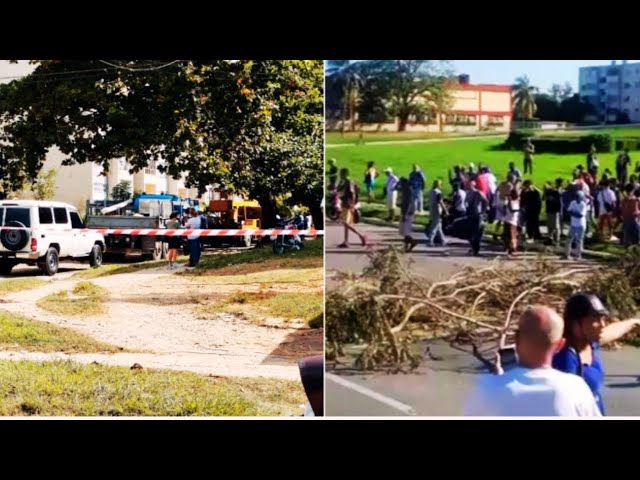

{"left": 200, "top": 215, "right": 207, "bottom": 229}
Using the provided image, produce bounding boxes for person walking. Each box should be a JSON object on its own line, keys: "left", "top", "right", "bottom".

{"left": 336, "top": 168, "right": 369, "bottom": 248}
{"left": 165, "top": 212, "right": 182, "bottom": 268}
{"left": 184, "top": 208, "right": 203, "bottom": 267}
{"left": 382, "top": 167, "right": 399, "bottom": 222}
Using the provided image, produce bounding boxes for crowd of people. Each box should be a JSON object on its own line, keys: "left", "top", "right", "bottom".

{"left": 328, "top": 144, "right": 640, "bottom": 258}
{"left": 327, "top": 147, "right": 640, "bottom": 417}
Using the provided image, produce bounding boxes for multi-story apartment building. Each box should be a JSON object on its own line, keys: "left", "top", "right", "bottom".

{"left": 20, "top": 147, "right": 201, "bottom": 211}
{"left": 579, "top": 60, "right": 640, "bottom": 123}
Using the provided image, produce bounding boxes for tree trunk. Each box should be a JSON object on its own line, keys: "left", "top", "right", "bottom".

{"left": 309, "top": 201, "right": 324, "bottom": 233}
{"left": 398, "top": 114, "right": 408, "bottom": 132}
{"left": 439, "top": 112, "right": 444, "bottom": 133}
{"left": 257, "top": 193, "right": 279, "bottom": 229}
{"left": 349, "top": 99, "right": 356, "bottom": 132}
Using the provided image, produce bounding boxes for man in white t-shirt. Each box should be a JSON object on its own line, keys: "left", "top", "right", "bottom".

{"left": 566, "top": 190, "right": 588, "bottom": 260}
{"left": 463, "top": 305, "right": 601, "bottom": 417}
{"left": 184, "top": 208, "right": 203, "bottom": 267}
{"left": 382, "top": 167, "right": 399, "bottom": 221}
{"left": 596, "top": 180, "right": 616, "bottom": 239}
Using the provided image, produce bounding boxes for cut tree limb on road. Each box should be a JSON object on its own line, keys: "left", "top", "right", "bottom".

{"left": 326, "top": 246, "right": 640, "bottom": 372}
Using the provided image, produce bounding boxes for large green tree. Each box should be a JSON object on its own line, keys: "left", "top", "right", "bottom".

{"left": 0, "top": 60, "right": 324, "bottom": 227}
{"left": 359, "top": 60, "right": 455, "bottom": 132}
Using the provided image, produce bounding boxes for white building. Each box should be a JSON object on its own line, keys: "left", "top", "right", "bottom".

{"left": 1, "top": 61, "right": 220, "bottom": 209}
{"left": 579, "top": 60, "right": 640, "bottom": 123}
{"left": 21, "top": 149, "right": 201, "bottom": 211}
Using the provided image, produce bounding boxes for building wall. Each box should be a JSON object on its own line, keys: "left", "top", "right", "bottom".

{"left": 580, "top": 61, "right": 640, "bottom": 123}
{"left": 330, "top": 82, "right": 512, "bottom": 133}
{"left": 21, "top": 150, "right": 205, "bottom": 209}
{"left": 19, "top": 147, "right": 94, "bottom": 210}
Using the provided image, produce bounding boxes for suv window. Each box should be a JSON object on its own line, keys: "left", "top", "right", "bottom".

{"left": 53, "top": 207, "right": 68, "bottom": 224}
{"left": 39, "top": 207, "right": 54, "bottom": 224}
{"left": 0, "top": 208, "right": 4, "bottom": 225}
{"left": 5, "top": 208, "right": 31, "bottom": 227}
{"left": 69, "top": 211, "right": 84, "bottom": 229}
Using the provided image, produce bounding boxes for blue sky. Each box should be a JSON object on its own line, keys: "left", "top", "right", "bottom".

{"left": 452, "top": 60, "right": 640, "bottom": 93}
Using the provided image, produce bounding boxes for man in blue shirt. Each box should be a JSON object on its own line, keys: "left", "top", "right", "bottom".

{"left": 409, "top": 164, "right": 426, "bottom": 214}
{"left": 553, "top": 292, "right": 640, "bottom": 415}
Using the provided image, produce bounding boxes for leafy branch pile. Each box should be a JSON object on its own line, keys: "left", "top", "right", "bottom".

{"left": 326, "top": 246, "right": 640, "bottom": 371}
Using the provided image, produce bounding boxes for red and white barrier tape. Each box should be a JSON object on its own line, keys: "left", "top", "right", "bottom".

{"left": 0, "top": 227, "right": 324, "bottom": 237}
{"left": 89, "top": 228, "right": 324, "bottom": 237}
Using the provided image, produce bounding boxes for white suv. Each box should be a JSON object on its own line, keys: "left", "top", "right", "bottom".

{"left": 0, "top": 200, "right": 105, "bottom": 276}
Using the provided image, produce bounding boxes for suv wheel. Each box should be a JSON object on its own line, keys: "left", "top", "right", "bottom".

{"left": 1, "top": 221, "right": 29, "bottom": 251}
{"left": 42, "top": 247, "right": 59, "bottom": 276}
{"left": 89, "top": 244, "right": 103, "bottom": 268}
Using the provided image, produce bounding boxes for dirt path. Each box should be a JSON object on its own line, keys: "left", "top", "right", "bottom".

{"left": 0, "top": 262, "right": 322, "bottom": 380}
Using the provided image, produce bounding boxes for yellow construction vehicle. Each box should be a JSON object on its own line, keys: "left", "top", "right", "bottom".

{"left": 205, "top": 198, "right": 262, "bottom": 248}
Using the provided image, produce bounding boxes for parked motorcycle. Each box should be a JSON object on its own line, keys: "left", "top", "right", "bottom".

{"left": 271, "top": 215, "right": 304, "bottom": 254}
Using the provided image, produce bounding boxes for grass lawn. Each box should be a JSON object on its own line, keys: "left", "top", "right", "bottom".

{"left": 37, "top": 281, "right": 109, "bottom": 317}
{"left": 198, "top": 289, "right": 323, "bottom": 328}
{"left": 326, "top": 130, "right": 503, "bottom": 145}
{"left": 0, "top": 360, "right": 306, "bottom": 416}
{"left": 187, "top": 268, "right": 323, "bottom": 286}
{"left": 328, "top": 135, "right": 640, "bottom": 199}
{"left": 0, "top": 310, "right": 125, "bottom": 353}
{"left": 182, "top": 239, "right": 323, "bottom": 277}
{"left": 326, "top": 126, "right": 640, "bottom": 146}
{"left": 0, "top": 278, "right": 47, "bottom": 295}
{"left": 220, "top": 290, "right": 323, "bottom": 326}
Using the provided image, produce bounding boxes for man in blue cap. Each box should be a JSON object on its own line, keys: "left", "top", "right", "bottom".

{"left": 553, "top": 292, "right": 640, "bottom": 415}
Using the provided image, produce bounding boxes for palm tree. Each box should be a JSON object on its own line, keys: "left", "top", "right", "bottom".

{"left": 326, "top": 61, "right": 364, "bottom": 134}
{"left": 513, "top": 75, "right": 538, "bottom": 127}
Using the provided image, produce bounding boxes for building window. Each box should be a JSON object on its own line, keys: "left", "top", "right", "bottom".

{"left": 144, "top": 161, "right": 157, "bottom": 175}
{"left": 445, "top": 114, "right": 476, "bottom": 126}
{"left": 118, "top": 159, "right": 131, "bottom": 171}
{"left": 411, "top": 112, "right": 437, "bottom": 125}
{"left": 487, "top": 116, "right": 504, "bottom": 126}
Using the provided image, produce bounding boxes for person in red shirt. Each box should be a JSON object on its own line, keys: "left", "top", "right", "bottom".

{"left": 475, "top": 166, "right": 490, "bottom": 198}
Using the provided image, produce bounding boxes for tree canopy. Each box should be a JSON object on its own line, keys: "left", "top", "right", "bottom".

{"left": 0, "top": 60, "right": 324, "bottom": 224}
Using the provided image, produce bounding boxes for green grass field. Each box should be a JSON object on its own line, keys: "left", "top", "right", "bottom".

{"left": 326, "top": 126, "right": 640, "bottom": 146}
{"left": 328, "top": 135, "right": 640, "bottom": 199}
{"left": 325, "top": 130, "right": 502, "bottom": 145}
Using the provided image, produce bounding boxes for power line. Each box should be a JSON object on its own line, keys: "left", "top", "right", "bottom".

{"left": 98, "top": 60, "right": 183, "bottom": 71}
{"left": 0, "top": 61, "right": 170, "bottom": 82}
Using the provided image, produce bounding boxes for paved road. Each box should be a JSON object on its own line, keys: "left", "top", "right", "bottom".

{"left": 326, "top": 220, "right": 640, "bottom": 417}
